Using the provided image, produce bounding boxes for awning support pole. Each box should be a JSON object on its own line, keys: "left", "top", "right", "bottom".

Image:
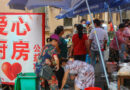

{"left": 85, "top": 0, "right": 110, "bottom": 88}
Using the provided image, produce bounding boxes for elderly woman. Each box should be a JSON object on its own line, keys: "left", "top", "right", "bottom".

{"left": 109, "top": 23, "right": 130, "bottom": 62}
{"left": 60, "top": 57, "right": 95, "bottom": 90}
{"left": 35, "top": 34, "right": 60, "bottom": 90}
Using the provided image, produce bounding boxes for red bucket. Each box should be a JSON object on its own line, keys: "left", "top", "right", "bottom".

{"left": 85, "top": 87, "right": 102, "bottom": 90}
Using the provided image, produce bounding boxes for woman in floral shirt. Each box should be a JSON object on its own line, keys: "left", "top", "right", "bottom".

{"left": 60, "top": 57, "right": 95, "bottom": 90}
{"left": 109, "top": 23, "right": 129, "bottom": 62}
{"left": 35, "top": 34, "right": 60, "bottom": 90}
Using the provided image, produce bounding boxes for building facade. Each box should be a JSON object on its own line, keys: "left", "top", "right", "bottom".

{"left": 0, "top": 0, "right": 130, "bottom": 39}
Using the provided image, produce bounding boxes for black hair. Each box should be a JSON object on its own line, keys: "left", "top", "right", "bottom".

{"left": 94, "top": 19, "right": 101, "bottom": 26}
{"left": 74, "top": 24, "right": 78, "bottom": 27}
{"left": 46, "top": 38, "right": 57, "bottom": 43}
{"left": 80, "top": 19, "right": 86, "bottom": 23}
{"left": 101, "top": 20, "right": 104, "bottom": 23}
{"left": 60, "top": 58, "right": 68, "bottom": 65}
{"left": 54, "top": 26, "right": 64, "bottom": 35}
{"left": 76, "top": 24, "right": 83, "bottom": 39}
{"left": 119, "top": 23, "right": 126, "bottom": 29}
{"left": 46, "top": 38, "right": 52, "bottom": 43}
{"left": 108, "top": 21, "right": 111, "bottom": 24}
{"left": 123, "top": 19, "right": 130, "bottom": 24}
{"left": 66, "top": 34, "right": 70, "bottom": 38}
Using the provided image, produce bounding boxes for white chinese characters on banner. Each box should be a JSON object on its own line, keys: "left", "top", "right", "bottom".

{"left": 0, "top": 13, "right": 45, "bottom": 84}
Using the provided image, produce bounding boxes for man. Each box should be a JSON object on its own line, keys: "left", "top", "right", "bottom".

{"left": 86, "top": 21, "right": 92, "bottom": 35}
{"left": 81, "top": 19, "right": 86, "bottom": 26}
{"left": 80, "top": 19, "right": 87, "bottom": 34}
{"left": 89, "top": 19, "right": 108, "bottom": 73}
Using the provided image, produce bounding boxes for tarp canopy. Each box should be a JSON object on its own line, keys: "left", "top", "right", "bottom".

{"left": 8, "top": 0, "right": 81, "bottom": 10}
{"left": 8, "top": 0, "right": 130, "bottom": 13}
{"left": 8, "top": 0, "right": 28, "bottom": 10}
{"left": 56, "top": 1, "right": 108, "bottom": 19}
{"left": 56, "top": 0, "right": 130, "bottom": 19}
{"left": 26, "top": 0, "right": 82, "bottom": 10}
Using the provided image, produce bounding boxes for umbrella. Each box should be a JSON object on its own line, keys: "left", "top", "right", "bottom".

{"left": 8, "top": 0, "right": 81, "bottom": 10}
{"left": 8, "top": 0, "right": 28, "bottom": 10}
{"left": 26, "top": 0, "right": 81, "bottom": 10}
{"left": 109, "top": 0, "right": 130, "bottom": 8}
{"left": 56, "top": 0, "right": 109, "bottom": 19}
{"left": 56, "top": 0, "right": 130, "bottom": 19}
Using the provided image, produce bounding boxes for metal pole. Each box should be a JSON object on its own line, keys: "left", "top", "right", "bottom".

{"left": 108, "top": 5, "right": 120, "bottom": 50}
{"left": 85, "top": 0, "right": 110, "bottom": 88}
{"left": 119, "top": 6, "right": 123, "bottom": 23}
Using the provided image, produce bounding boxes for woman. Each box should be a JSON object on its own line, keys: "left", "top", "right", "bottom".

{"left": 70, "top": 24, "right": 89, "bottom": 61}
{"left": 54, "top": 26, "right": 68, "bottom": 59}
{"left": 109, "top": 23, "right": 129, "bottom": 62}
{"left": 35, "top": 34, "right": 60, "bottom": 90}
{"left": 54, "top": 26, "right": 68, "bottom": 88}
{"left": 60, "top": 57, "right": 95, "bottom": 90}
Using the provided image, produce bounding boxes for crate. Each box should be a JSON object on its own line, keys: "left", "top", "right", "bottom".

{"left": 106, "top": 62, "right": 117, "bottom": 73}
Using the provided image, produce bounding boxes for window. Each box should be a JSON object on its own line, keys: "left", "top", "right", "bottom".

{"left": 64, "top": 18, "right": 72, "bottom": 26}
{"left": 99, "top": 13, "right": 103, "bottom": 19}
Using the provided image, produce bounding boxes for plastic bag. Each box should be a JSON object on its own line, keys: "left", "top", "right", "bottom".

{"left": 104, "top": 47, "right": 109, "bottom": 61}
{"left": 109, "top": 82, "right": 117, "bottom": 90}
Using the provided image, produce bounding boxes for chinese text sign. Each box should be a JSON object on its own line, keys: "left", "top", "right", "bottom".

{"left": 0, "top": 13, "right": 45, "bottom": 85}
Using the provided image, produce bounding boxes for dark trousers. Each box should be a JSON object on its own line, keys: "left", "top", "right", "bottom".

{"left": 74, "top": 55, "right": 86, "bottom": 61}
{"left": 55, "top": 67, "right": 64, "bottom": 88}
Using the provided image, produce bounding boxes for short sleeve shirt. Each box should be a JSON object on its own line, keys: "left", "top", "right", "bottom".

{"left": 65, "top": 61, "right": 95, "bottom": 89}
{"left": 89, "top": 28, "right": 108, "bottom": 51}
{"left": 35, "top": 44, "right": 57, "bottom": 73}
{"left": 110, "top": 23, "right": 114, "bottom": 31}
{"left": 110, "top": 30, "right": 125, "bottom": 50}
{"left": 72, "top": 34, "right": 88, "bottom": 55}
{"left": 59, "top": 37, "right": 68, "bottom": 58}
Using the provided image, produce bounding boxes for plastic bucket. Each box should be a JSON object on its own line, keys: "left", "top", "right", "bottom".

{"left": 85, "top": 87, "right": 102, "bottom": 90}
{"left": 15, "top": 73, "right": 37, "bottom": 90}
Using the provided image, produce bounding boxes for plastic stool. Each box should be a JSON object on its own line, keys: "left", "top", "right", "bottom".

{"left": 85, "top": 87, "right": 102, "bottom": 90}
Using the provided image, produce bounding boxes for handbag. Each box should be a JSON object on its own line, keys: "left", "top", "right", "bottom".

{"left": 39, "top": 64, "right": 54, "bottom": 80}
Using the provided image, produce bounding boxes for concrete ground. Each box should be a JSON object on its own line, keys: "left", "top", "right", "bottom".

{"left": 66, "top": 61, "right": 130, "bottom": 90}
{"left": 0, "top": 62, "right": 129, "bottom": 90}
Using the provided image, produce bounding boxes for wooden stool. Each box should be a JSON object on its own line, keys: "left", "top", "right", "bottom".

{"left": 118, "top": 75, "right": 130, "bottom": 90}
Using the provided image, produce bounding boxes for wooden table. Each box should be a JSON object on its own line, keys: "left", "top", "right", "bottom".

{"left": 118, "top": 75, "right": 130, "bottom": 90}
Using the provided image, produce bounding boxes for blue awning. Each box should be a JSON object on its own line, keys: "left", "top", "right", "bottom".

{"left": 8, "top": 0, "right": 28, "bottom": 10}
{"left": 8, "top": 0, "right": 81, "bottom": 10}
{"left": 56, "top": 0, "right": 130, "bottom": 19}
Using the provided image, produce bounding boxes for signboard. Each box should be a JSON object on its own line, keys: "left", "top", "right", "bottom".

{"left": 0, "top": 13, "right": 45, "bottom": 85}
